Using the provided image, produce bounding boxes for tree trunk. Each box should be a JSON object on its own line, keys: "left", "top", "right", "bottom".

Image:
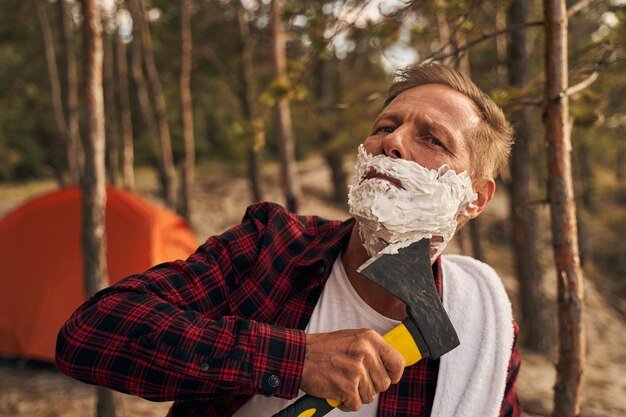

{"left": 103, "top": 28, "right": 120, "bottom": 186}
{"left": 36, "top": 0, "right": 68, "bottom": 187}
{"left": 79, "top": 1, "right": 119, "bottom": 416}
{"left": 507, "top": 0, "right": 551, "bottom": 353}
{"left": 270, "top": 0, "right": 301, "bottom": 213}
{"left": 115, "top": 12, "right": 135, "bottom": 191}
{"left": 236, "top": 2, "right": 263, "bottom": 202}
{"left": 129, "top": 0, "right": 176, "bottom": 209}
{"left": 178, "top": 0, "right": 195, "bottom": 220}
{"left": 57, "top": 0, "right": 82, "bottom": 184}
{"left": 313, "top": 57, "right": 347, "bottom": 205}
{"left": 543, "top": 1, "right": 585, "bottom": 416}
{"left": 127, "top": 0, "right": 159, "bottom": 170}
{"left": 325, "top": 152, "right": 348, "bottom": 204}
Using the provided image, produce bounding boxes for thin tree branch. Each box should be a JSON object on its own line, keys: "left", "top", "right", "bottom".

{"left": 568, "top": 0, "right": 593, "bottom": 18}
{"left": 565, "top": 71, "right": 599, "bottom": 96}
{"left": 425, "top": 20, "right": 544, "bottom": 62}
{"left": 566, "top": 48, "right": 613, "bottom": 96}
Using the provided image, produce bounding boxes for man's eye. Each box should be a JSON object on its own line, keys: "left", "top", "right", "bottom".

{"left": 425, "top": 136, "right": 444, "bottom": 147}
{"left": 378, "top": 126, "right": 395, "bottom": 133}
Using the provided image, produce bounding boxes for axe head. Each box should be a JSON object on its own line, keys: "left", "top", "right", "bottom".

{"left": 358, "top": 239, "right": 459, "bottom": 359}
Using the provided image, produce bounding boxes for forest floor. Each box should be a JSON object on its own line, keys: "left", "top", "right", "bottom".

{"left": 0, "top": 156, "right": 625, "bottom": 417}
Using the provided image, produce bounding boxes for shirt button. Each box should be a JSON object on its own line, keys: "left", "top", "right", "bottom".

{"left": 317, "top": 264, "right": 326, "bottom": 275}
{"left": 267, "top": 374, "right": 280, "bottom": 388}
{"left": 200, "top": 362, "right": 210, "bottom": 372}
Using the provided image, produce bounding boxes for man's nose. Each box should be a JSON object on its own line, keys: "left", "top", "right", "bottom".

{"left": 381, "top": 127, "right": 408, "bottom": 159}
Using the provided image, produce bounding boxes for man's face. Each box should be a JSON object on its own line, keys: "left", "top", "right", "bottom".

{"left": 349, "top": 83, "right": 494, "bottom": 257}
{"left": 362, "top": 83, "right": 481, "bottom": 176}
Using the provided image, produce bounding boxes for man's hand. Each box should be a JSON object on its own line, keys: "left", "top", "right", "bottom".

{"left": 300, "top": 329, "right": 405, "bottom": 412}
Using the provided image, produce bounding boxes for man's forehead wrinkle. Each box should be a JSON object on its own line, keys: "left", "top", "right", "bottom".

{"left": 377, "top": 107, "right": 436, "bottom": 125}
{"left": 374, "top": 110, "right": 401, "bottom": 124}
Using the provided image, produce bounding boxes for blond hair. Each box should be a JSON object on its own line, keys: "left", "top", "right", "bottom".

{"left": 384, "top": 63, "right": 514, "bottom": 178}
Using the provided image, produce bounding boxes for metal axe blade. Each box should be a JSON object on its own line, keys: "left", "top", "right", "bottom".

{"left": 358, "top": 238, "right": 459, "bottom": 360}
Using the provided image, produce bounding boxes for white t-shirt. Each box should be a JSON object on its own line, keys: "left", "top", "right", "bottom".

{"left": 233, "top": 254, "right": 400, "bottom": 417}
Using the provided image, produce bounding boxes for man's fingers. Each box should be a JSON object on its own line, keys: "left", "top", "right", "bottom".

{"left": 338, "top": 384, "right": 362, "bottom": 412}
{"left": 352, "top": 329, "right": 398, "bottom": 394}
{"left": 357, "top": 377, "right": 377, "bottom": 405}
{"left": 368, "top": 358, "right": 392, "bottom": 393}
{"left": 379, "top": 340, "right": 406, "bottom": 384}
{"left": 300, "top": 328, "right": 406, "bottom": 410}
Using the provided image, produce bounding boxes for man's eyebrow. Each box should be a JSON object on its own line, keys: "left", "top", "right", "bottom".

{"left": 373, "top": 111, "right": 402, "bottom": 125}
{"left": 423, "top": 119, "right": 459, "bottom": 152}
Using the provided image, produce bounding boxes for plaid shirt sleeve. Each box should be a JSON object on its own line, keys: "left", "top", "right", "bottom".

{"left": 55, "top": 203, "right": 308, "bottom": 402}
{"left": 499, "top": 320, "right": 522, "bottom": 417}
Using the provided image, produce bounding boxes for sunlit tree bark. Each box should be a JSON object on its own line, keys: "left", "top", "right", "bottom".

{"left": 79, "top": 1, "right": 119, "bottom": 416}
{"left": 543, "top": 0, "right": 585, "bottom": 415}
{"left": 270, "top": 0, "right": 301, "bottom": 213}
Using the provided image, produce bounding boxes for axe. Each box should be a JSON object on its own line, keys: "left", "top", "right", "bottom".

{"left": 272, "top": 238, "right": 460, "bottom": 417}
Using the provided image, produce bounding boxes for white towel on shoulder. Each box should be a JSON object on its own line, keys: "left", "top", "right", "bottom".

{"left": 431, "top": 255, "right": 515, "bottom": 417}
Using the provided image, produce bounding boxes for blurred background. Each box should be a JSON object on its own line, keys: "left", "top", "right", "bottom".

{"left": 0, "top": 0, "right": 625, "bottom": 416}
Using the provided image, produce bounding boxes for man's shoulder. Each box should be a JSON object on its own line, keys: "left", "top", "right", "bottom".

{"left": 242, "top": 201, "right": 289, "bottom": 222}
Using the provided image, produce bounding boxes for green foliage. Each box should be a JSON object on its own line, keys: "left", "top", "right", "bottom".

{"left": 0, "top": 0, "right": 60, "bottom": 180}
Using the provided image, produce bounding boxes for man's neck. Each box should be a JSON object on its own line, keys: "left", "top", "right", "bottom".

{"left": 341, "top": 222, "right": 407, "bottom": 321}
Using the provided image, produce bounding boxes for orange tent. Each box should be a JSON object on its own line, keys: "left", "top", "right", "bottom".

{"left": 0, "top": 186, "right": 200, "bottom": 362}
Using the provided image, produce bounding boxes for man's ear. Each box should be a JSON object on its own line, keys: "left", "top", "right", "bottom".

{"left": 467, "top": 176, "right": 496, "bottom": 219}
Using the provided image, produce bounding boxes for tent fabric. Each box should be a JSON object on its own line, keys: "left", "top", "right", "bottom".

{"left": 0, "top": 186, "right": 199, "bottom": 362}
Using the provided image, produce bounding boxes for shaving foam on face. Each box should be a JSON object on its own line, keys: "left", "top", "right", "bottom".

{"left": 348, "top": 145, "right": 477, "bottom": 260}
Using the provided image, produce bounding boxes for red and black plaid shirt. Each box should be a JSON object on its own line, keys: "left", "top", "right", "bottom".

{"left": 56, "top": 202, "right": 521, "bottom": 416}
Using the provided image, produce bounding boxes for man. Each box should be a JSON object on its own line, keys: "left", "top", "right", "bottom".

{"left": 56, "top": 63, "right": 521, "bottom": 417}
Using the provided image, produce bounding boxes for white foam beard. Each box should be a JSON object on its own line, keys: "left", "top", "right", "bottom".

{"left": 348, "top": 145, "right": 477, "bottom": 260}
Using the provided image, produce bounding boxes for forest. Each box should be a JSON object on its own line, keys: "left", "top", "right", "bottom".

{"left": 0, "top": 0, "right": 625, "bottom": 416}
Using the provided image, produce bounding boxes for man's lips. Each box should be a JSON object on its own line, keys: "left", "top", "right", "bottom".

{"left": 363, "top": 170, "right": 403, "bottom": 189}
